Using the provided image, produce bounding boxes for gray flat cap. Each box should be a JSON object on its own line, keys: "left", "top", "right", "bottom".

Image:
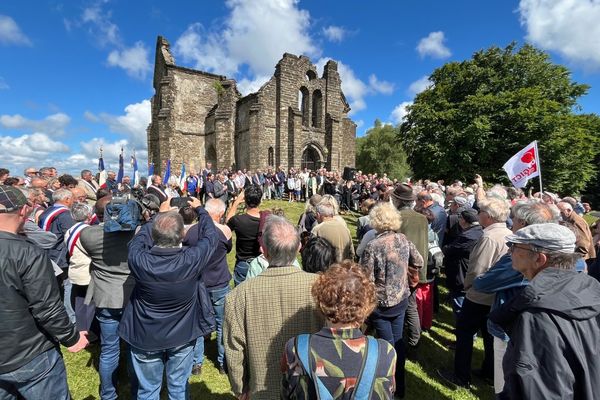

{"left": 506, "top": 223, "right": 576, "bottom": 253}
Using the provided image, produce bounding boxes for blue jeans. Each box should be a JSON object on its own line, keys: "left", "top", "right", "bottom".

{"left": 193, "top": 285, "right": 230, "bottom": 368}
{"left": 0, "top": 348, "right": 69, "bottom": 400}
{"left": 233, "top": 260, "right": 250, "bottom": 287}
{"left": 63, "top": 278, "right": 76, "bottom": 324}
{"left": 96, "top": 307, "right": 137, "bottom": 400}
{"left": 130, "top": 341, "right": 195, "bottom": 400}
{"left": 370, "top": 297, "right": 409, "bottom": 398}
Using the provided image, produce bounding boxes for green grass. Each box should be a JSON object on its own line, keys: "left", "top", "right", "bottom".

{"left": 63, "top": 200, "right": 494, "bottom": 399}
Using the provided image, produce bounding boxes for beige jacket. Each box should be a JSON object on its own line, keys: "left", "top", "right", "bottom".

{"left": 465, "top": 222, "right": 512, "bottom": 306}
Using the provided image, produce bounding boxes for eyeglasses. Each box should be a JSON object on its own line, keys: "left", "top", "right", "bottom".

{"left": 507, "top": 243, "right": 536, "bottom": 254}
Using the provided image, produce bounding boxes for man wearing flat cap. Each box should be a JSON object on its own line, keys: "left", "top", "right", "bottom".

{"left": 490, "top": 223, "right": 600, "bottom": 400}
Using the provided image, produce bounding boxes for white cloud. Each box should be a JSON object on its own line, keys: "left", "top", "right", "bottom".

{"left": 368, "top": 74, "right": 395, "bottom": 95}
{"left": 107, "top": 41, "right": 151, "bottom": 79}
{"left": 0, "top": 112, "right": 70, "bottom": 136}
{"left": 174, "top": 0, "right": 319, "bottom": 77}
{"left": 315, "top": 58, "right": 394, "bottom": 115}
{"left": 0, "top": 133, "right": 70, "bottom": 170}
{"left": 85, "top": 99, "right": 151, "bottom": 148}
{"left": 0, "top": 77, "right": 8, "bottom": 90}
{"left": 0, "top": 15, "right": 32, "bottom": 46}
{"left": 80, "top": 3, "right": 120, "bottom": 47}
{"left": 70, "top": 2, "right": 150, "bottom": 79}
{"left": 390, "top": 101, "right": 413, "bottom": 124}
{"left": 416, "top": 31, "right": 451, "bottom": 59}
{"left": 79, "top": 138, "right": 149, "bottom": 172}
{"left": 408, "top": 75, "right": 432, "bottom": 95}
{"left": 237, "top": 75, "right": 270, "bottom": 95}
{"left": 323, "top": 25, "right": 347, "bottom": 43}
{"left": 519, "top": 0, "right": 600, "bottom": 69}
{"left": 355, "top": 120, "right": 364, "bottom": 129}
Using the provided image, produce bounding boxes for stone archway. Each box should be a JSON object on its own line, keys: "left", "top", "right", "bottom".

{"left": 301, "top": 144, "right": 322, "bottom": 171}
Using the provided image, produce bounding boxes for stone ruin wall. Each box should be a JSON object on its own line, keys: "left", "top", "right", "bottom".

{"left": 148, "top": 36, "right": 356, "bottom": 175}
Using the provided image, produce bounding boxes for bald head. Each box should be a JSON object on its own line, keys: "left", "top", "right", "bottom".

{"left": 262, "top": 215, "right": 300, "bottom": 266}
{"left": 30, "top": 177, "right": 47, "bottom": 189}
{"left": 70, "top": 187, "right": 87, "bottom": 203}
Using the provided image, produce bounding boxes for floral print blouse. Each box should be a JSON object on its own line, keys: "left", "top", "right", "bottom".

{"left": 281, "top": 327, "right": 396, "bottom": 399}
{"left": 360, "top": 231, "right": 424, "bottom": 307}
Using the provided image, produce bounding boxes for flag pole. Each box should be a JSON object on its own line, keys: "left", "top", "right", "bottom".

{"left": 535, "top": 140, "right": 543, "bottom": 194}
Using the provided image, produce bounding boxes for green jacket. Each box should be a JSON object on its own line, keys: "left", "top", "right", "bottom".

{"left": 399, "top": 208, "right": 430, "bottom": 283}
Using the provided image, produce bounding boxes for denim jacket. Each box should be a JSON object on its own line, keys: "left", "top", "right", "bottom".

{"left": 473, "top": 253, "right": 528, "bottom": 341}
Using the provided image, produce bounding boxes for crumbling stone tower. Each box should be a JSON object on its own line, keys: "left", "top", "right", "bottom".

{"left": 148, "top": 36, "right": 356, "bottom": 174}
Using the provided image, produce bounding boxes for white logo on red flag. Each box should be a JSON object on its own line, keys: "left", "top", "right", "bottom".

{"left": 502, "top": 141, "right": 540, "bottom": 188}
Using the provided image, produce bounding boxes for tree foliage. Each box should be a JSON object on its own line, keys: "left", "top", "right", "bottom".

{"left": 356, "top": 120, "right": 412, "bottom": 180}
{"left": 400, "top": 43, "right": 600, "bottom": 194}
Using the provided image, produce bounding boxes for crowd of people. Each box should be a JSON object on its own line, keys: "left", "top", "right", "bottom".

{"left": 1, "top": 162, "right": 600, "bottom": 400}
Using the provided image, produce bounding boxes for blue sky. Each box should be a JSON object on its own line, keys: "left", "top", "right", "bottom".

{"left": 1, "top": 0, "right": 600, "bottom": 175}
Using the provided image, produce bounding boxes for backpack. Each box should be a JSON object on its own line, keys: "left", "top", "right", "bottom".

{"left": 104, "top": 197, "right": 141, "bottom": 232}
{"left": 295, "top": 334, "right": 379, "bottom": 399}
{"left": 427, "top": 227, "right": 444, "bottom": 280}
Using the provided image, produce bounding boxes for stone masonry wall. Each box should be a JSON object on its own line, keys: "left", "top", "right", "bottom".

{"left": 148, "top": 36, "right": 356, "bottom": 175}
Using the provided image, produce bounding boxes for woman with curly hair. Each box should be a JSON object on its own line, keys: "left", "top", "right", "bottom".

{"left": 360, "top": 202, "right": 424, "bottom": 398}
{"left": 281, "top": 261, "right": 397, "bottom": 399}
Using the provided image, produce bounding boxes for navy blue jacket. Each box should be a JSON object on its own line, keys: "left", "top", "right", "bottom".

{"left": 442, "top": 224, "right": 483, "bottom": 293}
{"left": 428, "top": 203, "right": 447, "bottom": 245}
{"left": 473, "top": 253, "right": 528, "bottom": 341}
{"left": 37, "top": 205, "right": 75, "bottom": 269}
{"left": 119, "top": 207, "right": 218, "bottom": 351}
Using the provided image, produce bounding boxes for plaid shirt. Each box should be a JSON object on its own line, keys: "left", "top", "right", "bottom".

{"left": 223, "top": 266, "right": 324, "bottom": 399}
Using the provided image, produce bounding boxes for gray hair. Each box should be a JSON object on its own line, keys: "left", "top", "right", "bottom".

{"left": 262, "top": 215, "right": 300, "bottom": 266}
{"left": 316, "top": 202, "right": 335, "bottom": 218}
{"left": 71, "top": 203, "right": 93, "bottom": 222}
{"left": 487, "top": 185, "right": 508, "bottom": 200}
{"left": 530, "top": 248, "right": 579, "bottom": 270}
{"left": 205, "top": 198, "right": 226, "bottom": 216}
{"left": 52, "top": 188, "right": 73, "bottom": 203}
{"left": 392, "top": 198, "right": 416, "bottom": 210}
{"left": 512, "top": 201, "right": 560, "bottom": 226}
{"left": 151, "top": 211, "right": 184, "bottom": 247}
{"left": 81, "top": 169, "right": 92, "bottom": 178}
{"left": 320, "top": 194, "right": 339, "bottom": 215}
{"left": 478, "top": 196, "right": 510, "bottom": 223}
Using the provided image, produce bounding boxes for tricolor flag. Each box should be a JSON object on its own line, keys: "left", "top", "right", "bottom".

{"left": 163, "top": 159, "right": 171, "bottom": 185}
{"left": 131, "top": 153, "right": 140, "bottom": 187}
{"left": 148, "top": 162, "right": 154, "bottom": 177}
{"left": 502, "top": 141, "right": 541, "bottom": 189}
{"left": 116, "top": 149, "right": 124, "bottom": 184}
{"left": 179, "top": 163, "right": 187, "bottom": 193}
{"left": 98, "top": 149, "right": 107, "bottom": 187}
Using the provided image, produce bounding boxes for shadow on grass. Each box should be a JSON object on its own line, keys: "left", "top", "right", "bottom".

{"left": 189, "top": 381, "right": 235, "bottom": 400}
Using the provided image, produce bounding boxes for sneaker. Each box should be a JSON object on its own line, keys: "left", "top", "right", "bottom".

{"left": 191, "top": 364, "right": 202, "bottom": 376}
{"left": 436, "top": 369, "right": 470, "bottom": 389}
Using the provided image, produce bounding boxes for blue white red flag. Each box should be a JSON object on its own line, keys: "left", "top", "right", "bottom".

{"left": 163, "top": 159, "right": 171, "bottom": 185}
{"left": 179, "top": 163, "right": 187, "bottom": 193}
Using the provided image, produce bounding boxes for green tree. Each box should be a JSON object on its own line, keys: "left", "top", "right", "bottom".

{"left": 356, "top": 120, "right": 412, "bottom": 180}
{"left": 400, "top": 43, "right": 600, "bottom": 193}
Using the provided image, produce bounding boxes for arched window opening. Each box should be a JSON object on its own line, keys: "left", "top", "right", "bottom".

{"left": 306, "top": 70, "right": 317, "bottom": 81}
{"left": 312, "top": 90, "right": 323, "bottom": 128}
{"left": 268, "top": 146, "right": 274, "bottom": 167}
{"left": 299, "top": 87, "right": 309, "bottom": 126}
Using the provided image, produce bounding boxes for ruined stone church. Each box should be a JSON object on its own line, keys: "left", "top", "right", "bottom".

{"left": 147, "top": 36, "right": 356, "bottom": 174}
